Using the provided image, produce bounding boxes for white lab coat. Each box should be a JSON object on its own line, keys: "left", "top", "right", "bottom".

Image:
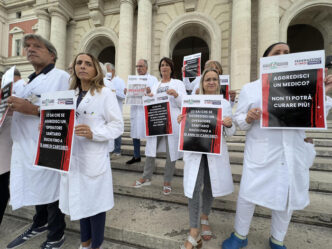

{"left": 59, "top": 87, "right": 123, "bottom": 220}
{"left": 10, "top": 68, "right": 69, "bottom": 210}
{"left": 130, "top": 74, "right": 159, "bottom": 139}
{"left": 234, "top": 80, "right": 332, "bottom": 211}
{"left": 145, "top": 79, "right": 187, "bottom": 161}
{"left": 183, "top": 77, "right": 200, "bottom": 92}
{"left": 0, "top": 79, "right": 26, "bottom": 175}
{"left": 104, "top": 76, "right": 126, "bottom": 112}
{"left": 183, "top": 99, "right": 235, "bottom": 198}
{"left": 0, "top": 116, "right": 12, "bottom": 175}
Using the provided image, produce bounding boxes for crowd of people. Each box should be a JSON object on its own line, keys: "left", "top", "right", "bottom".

{"left": 0, "top": 33, "right": 332, "bottom": 249}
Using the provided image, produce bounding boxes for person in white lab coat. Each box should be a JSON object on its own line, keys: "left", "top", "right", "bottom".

{"left": 6, "top": 34, "right": 68, "bottom": 249}
{"left": 59, "top": 53, "right": 123, "bottom": 249}
{"left": 133, "top": 57, "right": 187, "bottom": 195}
{"left": 178, "top": 68, "right": 235, "bottom": 249}
{"left": 222, "top": 43, "right": 332, "bottom": 249}
{"left": 104, "top": 62, "right": 125, "bottom": 156}
{"left": 0, "top": 68, "right": 25, "bottom": 226}
{"left": 126, "top": 59, "right": 158, "bottom": 164}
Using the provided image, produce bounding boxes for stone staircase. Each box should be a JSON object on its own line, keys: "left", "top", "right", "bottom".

{"left": 5, "top": 119, "right": 332, "bottom": 249}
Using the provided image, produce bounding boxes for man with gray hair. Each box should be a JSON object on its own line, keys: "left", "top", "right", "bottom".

{"left": 126, "top": 59, "right": 158, "bottom": 164}
{"left": 6, "top": 34, "right": 69, "bottom": 249}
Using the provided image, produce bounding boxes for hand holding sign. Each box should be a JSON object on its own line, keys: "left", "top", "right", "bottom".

{"left": 177, "top": 114, "right": 184, "bottom": 124}
{"left": 7, "top": 96, "right": 39, "bottom": 116}
{"left": 166, "top": 89, "right": 178, "bottom": 98}
{"left": 223, "top": 116, "right": 232, "bottom": 128}
{"left": 75, "top": 124, "right": 92, "bottom": 139}
{"left": 246, "top": 108, "right": 262, "bottom": 124}
{"left": 325, "top": 69, "right": 332, "bottom": 94}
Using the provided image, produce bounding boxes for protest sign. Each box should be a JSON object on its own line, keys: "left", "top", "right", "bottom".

{"left": 261, "top": 50, "right": 326, "bottom": 129}
{"left": 34, "top": 90, "right": 76, "bottom": 172}
{"left": 183, "top": 53, "right": 201, "bottom": 78}
{"left": 143, "top": 93, "right": 172, "bottom": 136}
{"left": 125, "top": 75, "right": 148, "bottom": 105}
{"left": 0, "top": 66, "right": 15, "bottom": 127}
{"left": 220, "top": 75, "right": 230, "bottom": 100}
{"left": 179, "top": 95, "right": 223, "bottom": 155}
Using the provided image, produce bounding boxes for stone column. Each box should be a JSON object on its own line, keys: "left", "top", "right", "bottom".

{"left": 135, "top": 0, "right": 152, "bottom": 69}
{"left": 117, "top": 0, "right": 135, "bottom": 81}
{"left": 66, "top": 20, "right": 76, "bottom": 67}
{"left": 258, "top": 0, "right": 279, "bottom": 59}
{"left": 230, "top": 0, "right": 251, "bottom": 90}
{"left": 49, "top": 6, "right": 68, "bottom": 70}
{"left": 35, "top": 9, "right": 51, "bottom": 40}
{"left": 0, "top": 6, "right": 8, "bottom": 62}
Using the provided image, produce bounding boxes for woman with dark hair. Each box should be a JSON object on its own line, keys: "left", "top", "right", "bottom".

{"left": 59, "top": 53, "right": 123, "bottom": 249}
{"left": 178, "top": 68, "right": 235, "bottom": 249}
{"left": 133, "top": 57, "right": 187, "bottom": 195}
{"left": 222, "top": 43, "right": 332, "bottom": 249}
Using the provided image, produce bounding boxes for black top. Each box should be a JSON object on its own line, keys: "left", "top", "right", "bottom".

{"left": 28, "top": 64, "right": 55, "bottom": 83}
{"left": 77, "top": 91, "right": 87, "bottom": 108}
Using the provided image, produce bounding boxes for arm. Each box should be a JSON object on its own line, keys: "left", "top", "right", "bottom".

{"left": 233, "top": 85, "right": 254, "bottom": 131}
{"left": 91, "top": 91, "right": 124, "bottom": 141}
{"left": 7, "top": 96, "right": 39, "bottom": 116}
{"left": 114, "top": 78, "right": 126, "bottom": 100}
{"left": 182, "top": 77, "right": 191, "bottom": 91}
{"left": 168, "top": 79, "right": 187, "bottom": 107}
{"left": 222, "top": 100, "right": 236, "bottom": 137}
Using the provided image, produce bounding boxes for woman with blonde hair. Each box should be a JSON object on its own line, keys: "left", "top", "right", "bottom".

{"left": 178, "top": 68, "right": 235, "bottom": 249}
{"left": 59, "top": 53, "right": 123, "bottom": 249}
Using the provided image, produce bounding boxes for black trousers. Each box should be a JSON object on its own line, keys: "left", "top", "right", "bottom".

{"left": 0, "top": 171, "right": 10, "bottom": 225}
{"left": 32, "top": 200, "right": 66, "bottom": 242}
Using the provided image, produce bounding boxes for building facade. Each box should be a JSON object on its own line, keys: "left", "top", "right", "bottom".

{"left": 0, "top": 0, "right": 331, "bottom": 91}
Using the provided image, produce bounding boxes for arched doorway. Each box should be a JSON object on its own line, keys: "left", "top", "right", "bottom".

{"left": 287, "top": 24, "right": 324, "bottom": 52}
{"left": 98, "top": 46, "right": 115, "bottom": 64}
{"left": 85, "top": 36, "right": 115, "bottom": 64}
{"left": 172, "top": 37, "right": 209, "bottom": 80}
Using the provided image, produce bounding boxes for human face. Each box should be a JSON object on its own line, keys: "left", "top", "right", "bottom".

{"left": 203, "top": 71, "right": 219, "bottom": 94}
{"left": 24, "top": 38, "right": 54, "bottom": 69}
{"left": 268, "top": 44, "right": 290, "bottom": 57}
{"left": 160, "top": 60, "right": 171, "bottom": 79}
{"left": 136, "top": 60, "right": 147, "bottom": 75}
{"left": 75, "top": 54, "right": 97, "bottom": 82}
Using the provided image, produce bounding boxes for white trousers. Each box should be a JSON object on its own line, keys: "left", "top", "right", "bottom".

{"left": 234, "top": 196, "right": 293, "bottom": 241}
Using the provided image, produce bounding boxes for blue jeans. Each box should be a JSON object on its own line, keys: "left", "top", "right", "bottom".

{"left": 133, "top": 138, "right": 141, "bottom": 158}
{"left": 80, "top": 212, "right": 106, "bottom": 248}
{"left": 114, "top": 136, "right": 122, "bottom": 154}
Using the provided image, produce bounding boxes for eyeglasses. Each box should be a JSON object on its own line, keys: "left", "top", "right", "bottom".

{"left": 136, "top": 65, "right": 145, "bottom": 68}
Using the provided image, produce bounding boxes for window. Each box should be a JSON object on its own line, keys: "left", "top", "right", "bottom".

{"left": 15, "top": 39, "right": 21, "bottom": 56}
{"left": 16, "top": 12, "right": 22, "bottom": 18}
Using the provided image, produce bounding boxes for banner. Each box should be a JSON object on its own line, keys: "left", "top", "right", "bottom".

{"left": 143, "top": 93, "right": 172, "bottom": 136}
{"left": 220, "top": 75, "right": 230, "bottom": 101}
{"left": 183, "top": 53, "right": 201, "bottom": 78}
{"left": 179, "top": 95, "right": 223, "bottom": 155}
{"left": 125, "top": 75, "right": 147, "bottom": 105}
{"left": 261, "top": 50, "right": 326, "bottom": 129}
{"left": 34, "top": 90, "right": 76, "bottom": 172}
{"left": 0, "top": 66, "right": 15, "bottom": 127}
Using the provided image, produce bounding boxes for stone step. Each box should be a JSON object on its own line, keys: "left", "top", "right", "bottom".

{"left": 0, "top": 216, "right": 138, "bottom": 249}
{"left": 120, "top": 137, "right": 332, "bottom": 157}
{"left": 111, "top": 155, "right": 332, "bottom": 193}
{"left": 111, "top": 169, "right": 332, "bottom": 228}
{"left": 117, "top": 145, "right": 332, "bottom": 172}
{"left": 122, "top": 131, "right": 332, "bottom": 142}
{"left": 124, "top": 124, "right": 332, "bottom": 135}
{"left": 5, "top": 195, "right": 332, "bottom": 249}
